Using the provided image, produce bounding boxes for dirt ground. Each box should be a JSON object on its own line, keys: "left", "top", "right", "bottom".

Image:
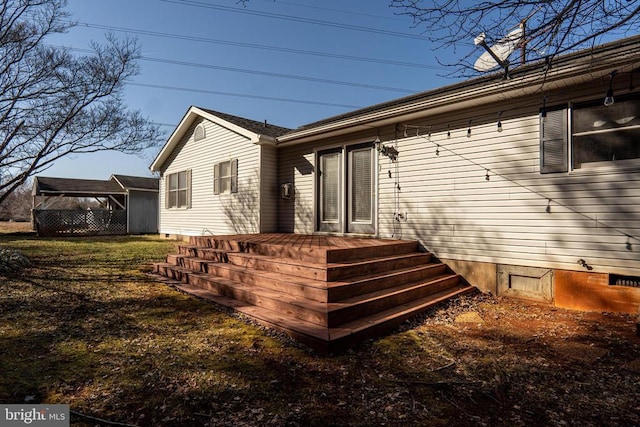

{"left": 380, "top": 292, "right": 640, "bottom": 426}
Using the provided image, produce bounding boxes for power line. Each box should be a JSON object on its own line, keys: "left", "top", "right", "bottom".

{"left": 160, "top": 0, "right": 432, "bottom": 41}
{"left": 129, "top": 82, "right": 364, "bottom": 109}
{"left": 61, "top": 46, "right": 418, "bottom": 94}
{"left": 250, "top": 0, "right": 408, "bottom": 23}
{"left": 137, "top": 56, "right": 417, "bottom": 93}
{"left": 74, "top": 22, "right": 445, "bottom": 71}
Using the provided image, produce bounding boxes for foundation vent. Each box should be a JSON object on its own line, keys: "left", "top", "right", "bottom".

{"left": 609, "top": 274, "right": 640, "bottom": 288}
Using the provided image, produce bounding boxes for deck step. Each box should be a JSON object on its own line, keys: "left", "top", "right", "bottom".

{"left": 162, "top": 277, "right": 475, "bottom": 353}
{"left": 189, "top": 234, "right": 418, "bottom": 263}
{"left": 226, "top": 251, "right": 433, "bottom": 281}
{"left": 328, "top": 285, "right": 476, "bottom": 350}
{"left": 326, "top": 274, "right": 462, "bottom": 327}
{"left": 152, "top": 234, "right": 476, "bottom": 352}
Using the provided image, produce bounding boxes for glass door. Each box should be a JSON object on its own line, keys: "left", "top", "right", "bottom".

{"left": 317, "top": 148, "right": 342, "bottom": 232}
{"left": 317, "top": 143, "right": 376, "bottom": 234}
{"left": 347, "top": 144, "right": 375, "bottom": 234}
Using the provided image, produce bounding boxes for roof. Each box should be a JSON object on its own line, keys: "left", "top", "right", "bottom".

{"left": 277, "top": 34, "right": 640, "bottom": 145}
{"left": 33, "top": 177, "right": 125, "bottom": 196}
{"left": 198, "top": 108, "right": 292, "bottom": 138}
{"left": 150, "top": 106, "right": 292, "bottom": 172}
{"left": 111, "top": 174, "right": 159, "bottom": 191}
{"left": 33, "top": 175, "right": 159, "bottom": 197}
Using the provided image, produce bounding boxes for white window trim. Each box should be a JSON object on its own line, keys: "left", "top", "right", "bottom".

{"left": 165, "top": 170, "right": 191, "bottom": 209}
{"left": 541, "top": 95, "right": 640, "bottom": 174}
{"left": 213, "top": 159, "right": 238, "bottom": 195}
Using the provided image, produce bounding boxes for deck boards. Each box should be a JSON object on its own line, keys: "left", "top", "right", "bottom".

{"left": 152, "top": 234, "right": 475, "bottom": 353}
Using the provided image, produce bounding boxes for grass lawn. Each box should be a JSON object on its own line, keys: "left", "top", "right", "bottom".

{"left": 1, "top": 223, "right": 639, "bottom": 426}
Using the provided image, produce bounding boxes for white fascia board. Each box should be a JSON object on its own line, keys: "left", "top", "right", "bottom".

{"left": 277, "top": 41, "right": 640, "bottom": 145}
{"left": 150, "top": 107, "right": 199, "bottom": 172}
{"left": 150, "top": 106, "right": 263, "bottom": 171}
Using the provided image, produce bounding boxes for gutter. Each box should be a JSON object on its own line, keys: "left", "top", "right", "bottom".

{"left": 276, "top": 37, "right": 640, "bottom": 146}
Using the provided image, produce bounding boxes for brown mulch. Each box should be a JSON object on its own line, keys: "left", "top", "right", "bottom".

{"left": 376, "top": 293, "right": 640, "bottom": 426}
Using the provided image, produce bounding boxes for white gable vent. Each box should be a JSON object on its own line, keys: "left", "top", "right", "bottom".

{"left": 194, "top": 123, "right": 206, "bottom": 141}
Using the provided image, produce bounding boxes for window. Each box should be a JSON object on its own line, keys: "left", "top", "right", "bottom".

{"left": 213, "top": 159, "right": 238, "bottom": 195}
{"left": 165, "top": 170, "right": 191, "bottom": 209}
{"left": 572, "top": 96, "right": 640, "bottom": 170}
{"left": 540, "top": 95, "right": 640, "bottom": 173}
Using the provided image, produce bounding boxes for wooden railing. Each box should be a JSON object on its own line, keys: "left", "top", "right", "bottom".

{"left": 33, "top": 209, "right": 126, "bottom": 237}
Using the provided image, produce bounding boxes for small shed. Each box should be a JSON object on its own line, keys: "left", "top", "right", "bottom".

{"left": 32, "top": 174, "right": 159, "bottom": 236}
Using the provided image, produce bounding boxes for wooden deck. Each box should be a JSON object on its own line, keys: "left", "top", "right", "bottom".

{"left": 152, "top": 233, "right": 475, "bottom": 353}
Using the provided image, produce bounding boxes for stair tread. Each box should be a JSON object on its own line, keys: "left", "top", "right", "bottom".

{"left": 158, "top": 274, "right": 474, "bottom": 348}
{"left": 227, "top": 250, "right": 431, "bottom": 269}
{"left": 171, "top": 255, "right": 329, "bottom": 289}
{"left": 169, "top": 280, "right": 330, "bottom": 341}
{"left": 176, "top": 268, "right": 328, "bottom": 313}
{"left": 327, "top": 273, "right": 460, "bottom": 309}
{"left": 329, "top": 285, "right": 476, "bottom": 340}
{"left": 326, "top": 263, "right": 447, "bottom": 289}
{"left": 169, "top": 254, "right": 446, "bottom": 288}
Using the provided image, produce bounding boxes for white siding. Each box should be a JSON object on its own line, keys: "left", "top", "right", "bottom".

{"left": 159, "top": 118, "right": 262, "bottom": 236}
{"left": 277, "top": 142, "right": 316, "bottom": 233}
{"left": 378, "top": 91, "right": 640, "bottom": 276}
{"left": 260, "top": 144, "right": 278, "bottom": 233}
{"left": 277, "top": 83, "right": 639, "bottom": 277}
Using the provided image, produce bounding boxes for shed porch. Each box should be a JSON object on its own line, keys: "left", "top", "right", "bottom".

{"left": 152, "top": 233, "right": 476, "bottom": 353}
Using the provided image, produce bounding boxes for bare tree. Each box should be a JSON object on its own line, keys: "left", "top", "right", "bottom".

{"left": 390, "top": 0, "right": 640, "bottom": 75}
{"left": 0, "top": 0, "right": 161, "bottom": 205}
{"left": 0, "top": 181, "right": 31, "bottom": 221}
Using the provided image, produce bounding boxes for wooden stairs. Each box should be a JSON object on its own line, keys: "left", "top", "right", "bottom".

{"left": 151, "top": 234, "right": 475, "bottom": 353}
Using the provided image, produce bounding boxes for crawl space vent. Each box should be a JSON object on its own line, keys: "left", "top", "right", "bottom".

{"left": 609, "top": 274, "right": 640, "bottom": 288}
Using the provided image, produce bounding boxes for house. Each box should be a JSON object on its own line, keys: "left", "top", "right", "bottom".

{"left": 150, "top": 108, "right": 291, "bottom": 236}
{"left": 32, "top": 174, "right": 159, "bottom": 236}
{"left": 151, "top": 35, "right": 640, "bottom": 316}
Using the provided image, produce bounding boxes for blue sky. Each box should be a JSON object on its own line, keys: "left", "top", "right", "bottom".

{"left": 45, "top": 0, "right": 462, "bottom": 180}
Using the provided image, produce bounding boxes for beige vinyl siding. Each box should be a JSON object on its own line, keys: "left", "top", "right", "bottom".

{"left": 159, "top": 118, "right": 261, "bottom": 236}
{"left": 277, "top": 142, "right": 316, "bottom": 233}
{"left": 260, "top": 144, "right": 278, "bottom": 232}
{"left": 379, "top": 90, "right": 640, "bottom": 276}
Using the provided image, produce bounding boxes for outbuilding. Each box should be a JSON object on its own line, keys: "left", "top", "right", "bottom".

{"left": 32, "top": 174, "right": 159, "bottom": 236}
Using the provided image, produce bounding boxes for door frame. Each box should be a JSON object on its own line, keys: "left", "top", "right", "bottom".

{"left": 314, "top": 140, "right": 378, "bottom": 235}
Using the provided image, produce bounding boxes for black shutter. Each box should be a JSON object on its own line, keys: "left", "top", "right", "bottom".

{"left": 540, "top": 108, "right": 568, "bottom": 173}
{"left": 213, "top": 163, "right": 220, "bottom": 195}
{"left": 230, "top": 159, "right": 238, "bottom": 194}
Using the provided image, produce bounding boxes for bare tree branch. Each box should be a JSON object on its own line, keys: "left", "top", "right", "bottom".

{"left": 390, "top": 0, "right": 640, "bottom": 76}
{"left": 0, "top": 0, "right": 162, "bottom": 205}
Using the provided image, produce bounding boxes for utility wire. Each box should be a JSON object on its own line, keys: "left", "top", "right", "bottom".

{"left": 129, "top": 82, "right": 363, "bottom": 109}
{"left": 160, "top": 0, "right": 432, "bottom": 41}
{"left": 249, "top": 0, "right": 408, "bottom": 23}
{"left": 61, "top": 46, "right": 418, "bottom": 94}
{"left": 74, "top": 22, "right": 445, "bottom": 71}
{"left": 138, "top": 56, "right": 417, "bottom": 93}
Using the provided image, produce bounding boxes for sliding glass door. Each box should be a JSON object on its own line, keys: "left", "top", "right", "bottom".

{"left": 317, "top": 143, "right": 375, "bottom": 234}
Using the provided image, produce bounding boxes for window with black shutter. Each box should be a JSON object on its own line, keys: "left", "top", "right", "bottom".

{"left": 540, "top": 107, "right": 568, "bottom": 173}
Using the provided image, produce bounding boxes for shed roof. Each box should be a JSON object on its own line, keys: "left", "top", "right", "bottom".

{"left": 33, "top": 175, "right": 159, "bottom": 197}
{"left": 111, "top": 174, "right": 159, "bottom": 191}
{"left": 33, "top": 177, "right": 125, "bottom": 197}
